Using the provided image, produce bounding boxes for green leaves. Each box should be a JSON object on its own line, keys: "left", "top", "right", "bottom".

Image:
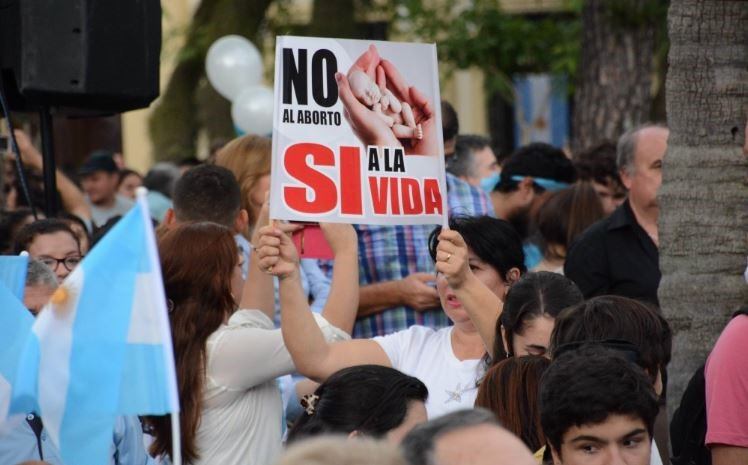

{"left": 391, "top": 0, "right": 580, "bottom": 99}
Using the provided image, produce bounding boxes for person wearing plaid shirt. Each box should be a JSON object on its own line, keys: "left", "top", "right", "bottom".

{"left": 349, "top": 172, "right": 494, "bottom": 338}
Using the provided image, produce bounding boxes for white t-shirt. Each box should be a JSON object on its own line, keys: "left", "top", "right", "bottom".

{"left": 194, "top": 309, "right": 348, "bottom": 465}
{"left": 374, "top": 326, "right": 484, "bottom": 419}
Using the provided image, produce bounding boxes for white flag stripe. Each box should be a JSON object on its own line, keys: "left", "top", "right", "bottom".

{"left": 34, "top": 266, "right": 84, "bottom": 448}
{"left": 127, "top": 272, "right": 164, "bottom": 345}
{"left": 529, "top": 75, "right": 552, "bottom": 143}
{"left": 137, "top": 192, "right": 179, "bottom": 412}
{"left": 136, "top": 189, "right": 181, "bottom": 465}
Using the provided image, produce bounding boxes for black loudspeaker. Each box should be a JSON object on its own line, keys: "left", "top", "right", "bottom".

{"left": 0, "top": 0, "right": 161, "bottom": 113}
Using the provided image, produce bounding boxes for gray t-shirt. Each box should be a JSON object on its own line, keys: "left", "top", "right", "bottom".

{"left": 88, "top": 195, "right": 134, "bottom": 228}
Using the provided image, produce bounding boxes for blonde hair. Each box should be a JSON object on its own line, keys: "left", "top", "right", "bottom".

{"left": 275, "top": 437, "right": 407, "bottom": 465}
{"left": 214, "top": 135, "right": 272, "bottom": 227}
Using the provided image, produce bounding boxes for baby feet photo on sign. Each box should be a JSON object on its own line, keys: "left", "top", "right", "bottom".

{"left": 335, "top": 44, "right": 439, "bottom": 156}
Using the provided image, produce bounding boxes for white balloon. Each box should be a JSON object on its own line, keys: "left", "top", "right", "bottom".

{"left": 231, "top": 86, "right": 274, "bottom": 135}
{"left": 206, "top": 35, "right": 263, "bottom": 101}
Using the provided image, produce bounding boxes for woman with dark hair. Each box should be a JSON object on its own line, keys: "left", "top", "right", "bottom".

{"left": 474, "top": 356, "right": 550, "bottom": 455}
{"left": 13, "top": 218, "right": 82, "bottom": 282}
{"left": 257, "top": 215, "right": 526, "bottom": 418}
{"left": 493, "top": 272, "right": 583, "bottom": 361}
{"left": 287, "top": 365, "right": 428, "bottom": 444}
{"left": 60, "top": 212, "right": 91, "bottom": 254}
{"left": 145, "top": 221, "right": 351, "bottom": 465}
{"left": 533, "top": 181, "right": 605, "bottom": 273}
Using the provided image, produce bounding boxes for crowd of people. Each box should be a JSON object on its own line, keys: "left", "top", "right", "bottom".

{"left": 1, "top": 101, "right": 745, "bottom": 465}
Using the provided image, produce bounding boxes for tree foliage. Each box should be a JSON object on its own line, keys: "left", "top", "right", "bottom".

{"left": 149, "top": 0, "right": 274, "bottom": 161}
{"left": 390, "top": 0, "right": 581, "bottom": 99}
{"left": 150, "top": 0, "right": 668, "bottom": 159}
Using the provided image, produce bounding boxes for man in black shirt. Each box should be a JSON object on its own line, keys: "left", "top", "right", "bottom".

{"left": 564, "top": 125, "right": 669, "bottom": 306}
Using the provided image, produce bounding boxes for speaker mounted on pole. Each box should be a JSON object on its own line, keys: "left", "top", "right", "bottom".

{"left": 0, "top": 0, "right": 162, "bottom": 114}
{"left": 0, "top": 0, "right": 161, "bottom": 217}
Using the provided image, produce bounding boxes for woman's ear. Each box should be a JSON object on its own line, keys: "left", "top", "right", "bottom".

{"left": 348, "top": 430, "right": 361, "bottom": 440}
{"left": 506, "top": 268, "right": 521, "bottom": 286}
{"left": 651, "top": 366, "right": 663, "bottom": 397}
{"left": 234, "top": 209, "right": 249, "bottom": 236}
{"left": 163, "top": 208, "right": 176, "bottom": 226}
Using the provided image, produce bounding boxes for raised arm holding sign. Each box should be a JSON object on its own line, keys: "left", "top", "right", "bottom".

{"left": 270, "top": 36, "right": 497, "bottom": 339}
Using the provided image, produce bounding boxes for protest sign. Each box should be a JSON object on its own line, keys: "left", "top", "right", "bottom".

{"left": 270, "top": 36, "right": 447, "bottom": 226}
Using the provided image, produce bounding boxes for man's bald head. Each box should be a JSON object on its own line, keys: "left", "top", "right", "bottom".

{"left": 401, "top": 409, "right": 536, "bottom": 465}
{"left": 434, "top": 423, "right": 536, "bottom": 465}
{"left": 617, "top": 124, "right": 669, "bottom": 213}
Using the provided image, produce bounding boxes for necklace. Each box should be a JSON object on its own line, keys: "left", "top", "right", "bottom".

{"left": 444, "top": 382, "right": 478, "bottom": 404}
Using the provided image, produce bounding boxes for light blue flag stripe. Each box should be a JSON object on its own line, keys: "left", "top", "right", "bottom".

{"left": 550, "top": 74, "right": 569, "bottom": 148}
{"left": 0, "top": 255, "right": 29, "bottom": 302}
{"left": 0, "top": 281, "right": 34, "bottom": 420}
{"left": 119, "top": 345, "right": 170, "bottom": 414}
{"left": 8, "top": 333, "right": 40, "bottom": 418}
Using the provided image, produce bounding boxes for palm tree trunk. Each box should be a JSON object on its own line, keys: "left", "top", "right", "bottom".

{"left": 659, "top": 0, "right": 748, "bottom": 413}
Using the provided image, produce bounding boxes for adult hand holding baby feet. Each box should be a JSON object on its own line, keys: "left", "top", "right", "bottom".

{"left": 337, "top": 44, "right": 439, "bottom": 155}
{"left": 335, "top": 45, "right": 402, "bottom": 149}
{"left": 370, "top": 64, "right": 423, "bottom": 142}
{"left": 378, "top": 58, "right": 440, "bottom": 155}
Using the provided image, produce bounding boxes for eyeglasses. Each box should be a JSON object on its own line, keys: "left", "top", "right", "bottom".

{"left": 38, "top": 255, "right": 82, "bottom": 272}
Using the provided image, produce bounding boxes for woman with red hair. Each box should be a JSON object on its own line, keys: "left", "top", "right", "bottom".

{"left": 145, "top": 219, "right": 351, "bottom": 465}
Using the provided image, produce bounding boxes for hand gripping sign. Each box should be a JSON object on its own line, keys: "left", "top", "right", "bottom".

{"left": 270, "top": 36, "right": 448, "bottom": 227}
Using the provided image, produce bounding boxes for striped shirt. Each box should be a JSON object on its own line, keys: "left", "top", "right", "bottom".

{"left": 349, "top": 173, "right": 494, "bottom": 338}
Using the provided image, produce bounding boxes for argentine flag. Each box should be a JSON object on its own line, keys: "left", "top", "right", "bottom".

{"left": 513, "top": 73, "right": 569, "bottom": 149}
{"left": 11, "top": 189, "right": 181, "bottom": 465}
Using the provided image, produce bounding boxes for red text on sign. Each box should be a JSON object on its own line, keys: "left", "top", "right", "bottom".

{"left": 282, "top": 143, "right": 443, "bottom": 217}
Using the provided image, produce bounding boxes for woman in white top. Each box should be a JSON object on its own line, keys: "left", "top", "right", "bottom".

{"left": 257, "top": 215, "right": 526, "bottom": 419}
{"left": 145, "top": 220, "right": 350, "bottom": 465}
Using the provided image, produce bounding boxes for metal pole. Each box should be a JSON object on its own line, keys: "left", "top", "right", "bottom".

{"left": 39, "top": 106, "right": 58, "bottom": 217}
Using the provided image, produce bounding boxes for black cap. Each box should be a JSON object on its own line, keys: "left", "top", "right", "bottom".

{"left": 79, "top": 150, "right": 118, "bottom": 176}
